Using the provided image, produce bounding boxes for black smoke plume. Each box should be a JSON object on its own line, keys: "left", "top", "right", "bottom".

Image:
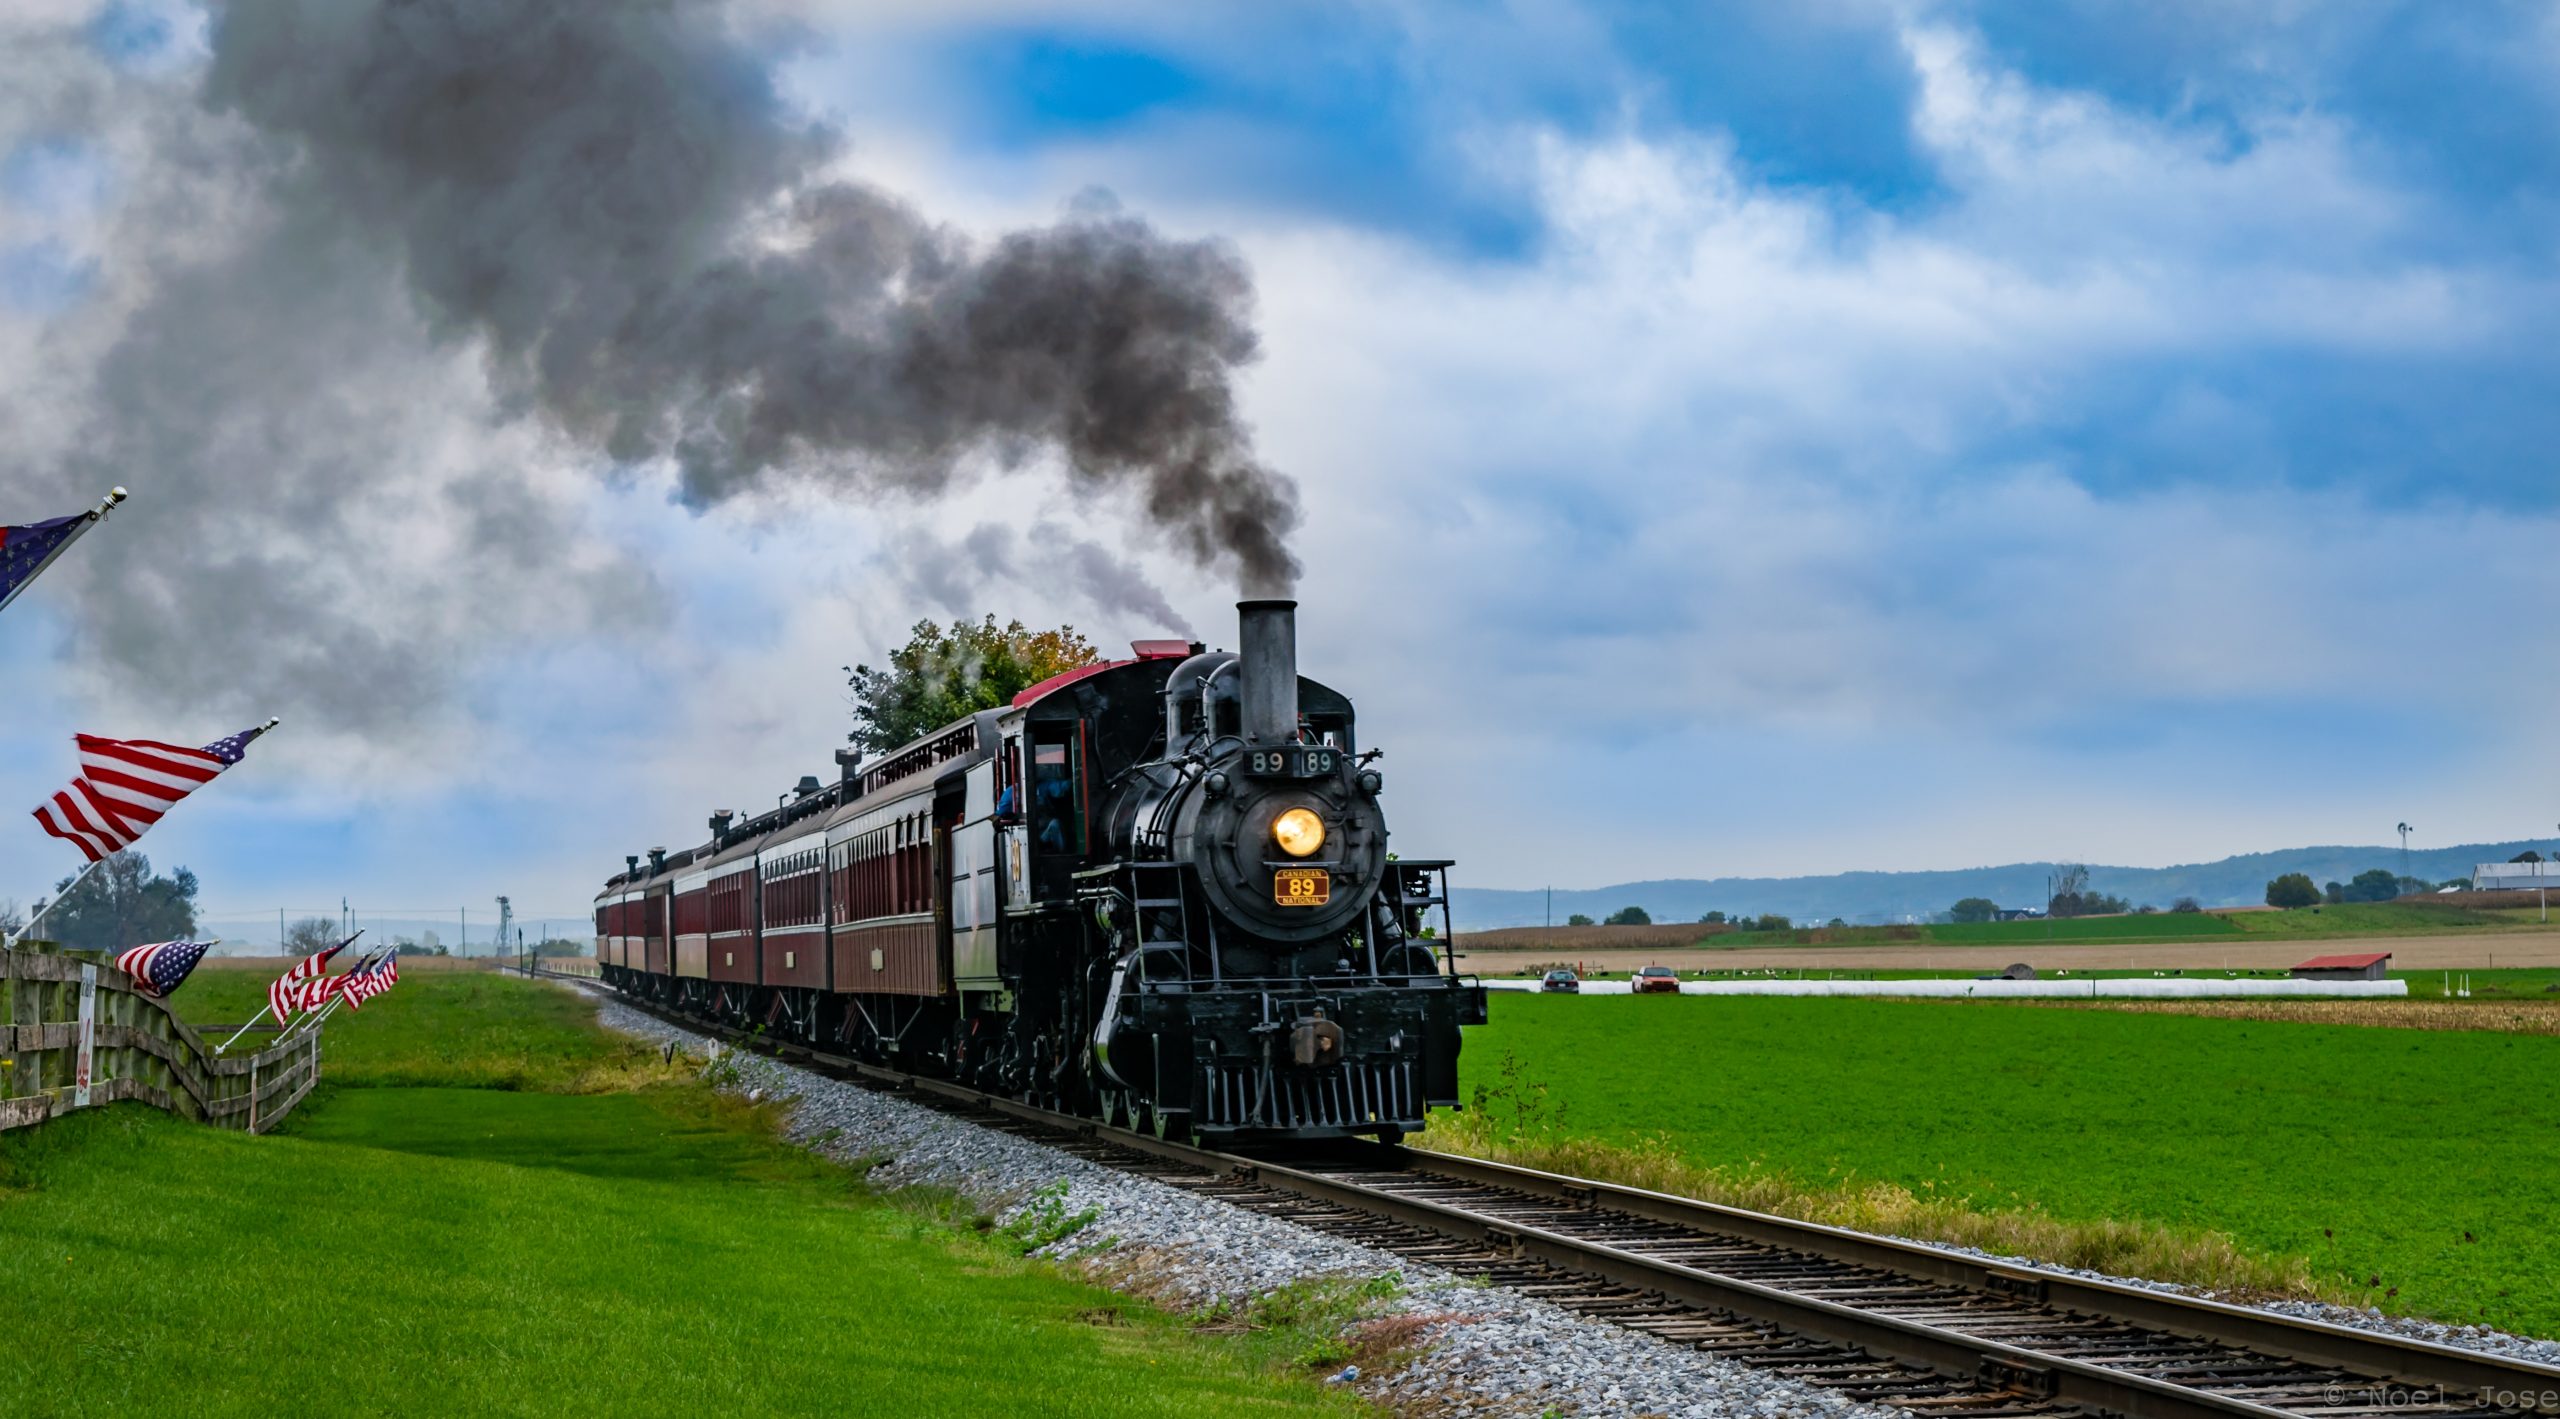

{"left": 205, "top": 0, "right": 1299, "bottom": 591}
{"left": 8, "top": 0, "right": 1295, "bottom": 748}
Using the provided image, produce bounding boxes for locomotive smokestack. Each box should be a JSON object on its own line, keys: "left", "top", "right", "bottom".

{"left": 1238, "top": 599, "right": 1299, "bottom": 746}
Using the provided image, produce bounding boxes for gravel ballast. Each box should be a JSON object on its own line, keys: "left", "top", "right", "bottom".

{"left": 589, "top": 994, "right": 1905, "bottom": 1418}
{"left": 581, "top": 988, "right": 2560, "bottom": 1410}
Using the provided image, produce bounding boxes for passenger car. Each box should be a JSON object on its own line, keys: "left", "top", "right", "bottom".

{"left": 1632, "top": 965, "right": 1681, "bottom": 994}
{"left": 1540, "top": 968, "right": 1579, "bottom": 993}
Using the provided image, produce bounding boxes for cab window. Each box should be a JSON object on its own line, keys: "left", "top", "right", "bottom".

{"left": 1030, "top": 732, "right": 1085, "bottom": 855}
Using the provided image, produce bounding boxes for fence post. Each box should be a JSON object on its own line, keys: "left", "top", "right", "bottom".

{"left": 73, "top": 964, "right": 96, "bottom": 1110}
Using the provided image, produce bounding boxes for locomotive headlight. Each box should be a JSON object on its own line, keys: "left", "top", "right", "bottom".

{"left": 1272, "top": 807, "right": 1326, "bottom": 858}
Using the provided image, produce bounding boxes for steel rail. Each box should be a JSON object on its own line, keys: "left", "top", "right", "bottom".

{"left": 1372, "top": 1146, "right": 2558, "bottom": 1412}
{"left": 534, "top": 969, "right": 2558, "bottom": 1419}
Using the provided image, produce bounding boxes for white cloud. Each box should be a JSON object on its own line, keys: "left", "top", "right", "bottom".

{"left": 11, "top": 2, "right": 2557, "bottom": 912}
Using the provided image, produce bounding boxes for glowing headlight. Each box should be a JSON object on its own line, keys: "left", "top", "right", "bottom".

{"left": 1272, "top": 807, "right": 1326, "bottom": 858}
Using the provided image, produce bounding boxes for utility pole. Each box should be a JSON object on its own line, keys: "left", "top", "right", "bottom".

{"left": 2397, "top": 822, "right": 2413, "bottom": 883}
{"left": 1545, "top": 885, "right": 1552, "bottom": 928}
{"left": 496, "top": 896, "right": 513, "bottom": 964}
{"left": 461, "top": 906, "right": 467, "bottom": 958}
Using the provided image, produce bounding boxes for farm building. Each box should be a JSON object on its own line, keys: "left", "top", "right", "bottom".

{"left": 2472, "top": 859, "right": 2555, "bottom": 892}
{"left": 2291, "top": 951, "right": 2392, "bottom": 981}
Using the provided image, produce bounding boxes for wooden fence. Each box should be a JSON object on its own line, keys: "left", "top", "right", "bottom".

{"left": 0, "top": 948, "right": 321, "bottom": 1135}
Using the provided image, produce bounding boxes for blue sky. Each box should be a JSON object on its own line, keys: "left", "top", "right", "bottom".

{"left": 4, "top": 0, "right": 2558, "bottom": 937}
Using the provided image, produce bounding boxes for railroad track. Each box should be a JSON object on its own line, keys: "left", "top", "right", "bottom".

{"left": 538, "top": 970, "right": 2560, "bottom": 1419}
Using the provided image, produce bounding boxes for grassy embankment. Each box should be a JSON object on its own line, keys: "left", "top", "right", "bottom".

{"left": 1417, "top": 993, "right": 2559, "bottom": 1336}
{"left": 0, "top": 971, "right": 1371, "bottom": 1417}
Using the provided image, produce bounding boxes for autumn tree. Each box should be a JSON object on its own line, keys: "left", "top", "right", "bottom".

{"left": 846, "top": 617, "right": 1102, "bottom": 755}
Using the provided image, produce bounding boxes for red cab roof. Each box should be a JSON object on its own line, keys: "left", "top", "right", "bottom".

{"left": 1009, "top": 641, "right": 1194, "bottom": 708}
{"left": 2295, "top": 952, "right": 2392, "bottom": 970}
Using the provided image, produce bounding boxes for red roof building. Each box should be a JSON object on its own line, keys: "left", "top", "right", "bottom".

{"left": 2291, "top": 951, "right": 2392, "bottom": 981}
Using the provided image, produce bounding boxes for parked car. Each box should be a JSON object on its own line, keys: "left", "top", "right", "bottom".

{"left": 1632, "top": 965, "right": 1681, "bottom": 994}
{"left": 1540, "top": 968, "right": 1580, "bottom": 993}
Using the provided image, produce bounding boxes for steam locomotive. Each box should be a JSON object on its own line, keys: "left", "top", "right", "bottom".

{"left": 595, "top": 601, "right": 1486, "bottom": 1142}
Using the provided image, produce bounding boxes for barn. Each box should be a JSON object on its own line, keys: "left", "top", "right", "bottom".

{"left": 2291, "top": 951, "right": 2392, "bottom": 982}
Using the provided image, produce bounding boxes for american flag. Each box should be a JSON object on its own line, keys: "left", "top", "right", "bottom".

{"left": 32, "top": 723, "right": 272, "bottom": 864}
{"left": 269, "top": 933, "right": 356, "bottom": 1023}
{"left": 335, "top": 949, "right": 398, "bottom": 1010}
{"left": 114, "top": 939, "right": 211, "bottom": 997}
{"left": 0, "top": 512, "right": 90, "bottom": 614}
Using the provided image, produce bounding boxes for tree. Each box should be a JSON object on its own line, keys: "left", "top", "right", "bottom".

{"left": 1753, "top": 913, "right": 1793, "bottom": 932}
{"left": 0, "top": 899, "right": 22, "bottom": 937}
{"left": 2324, "top": 881, "right": 2344, "bottom": 905}
{"left": 1603, "top": 905, "right": 1652, "bottom": 926}
{"left": 2265, "top": 873, "right": 2321, "bottom": 910}
{"left": 283, "top": 917, "right": 341, "bottom": 954}
{"left": 1564, "top": 913, "right": 1594, "bottom": 927}
{"left": 2170, "top": 896, "right": 2202, "bottom": 914}
{"left": 1949, "top": 897, "right": 1999, "bottom": 924}
{"left": 1699, "top": 910, "right": 1726, "bottom": 924}
{"left": 2046, "top": 864, "right": 2090, "bottom": 917}
{"left": 846, "top": 617, "right": 1102, "bottom": 755}
{"left": 2046, "top": 865, "right": 2127, "bottom": 918}
{"left": 39, "top": 855, "right": 200, "bottom": 951}
{"left": 2344, "top": 868, "right": 2402, "bottom": 903}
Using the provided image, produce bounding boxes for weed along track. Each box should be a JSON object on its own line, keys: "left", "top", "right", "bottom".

{"left": 546, "top": 970, "right": 2560, "bottom": 1419}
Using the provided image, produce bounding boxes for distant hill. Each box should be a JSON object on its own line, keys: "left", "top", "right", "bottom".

{"left": 1449, "top": 840, "right": 2548, "bottom": 931}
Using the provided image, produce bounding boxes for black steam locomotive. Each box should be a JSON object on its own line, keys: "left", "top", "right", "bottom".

{"left": 595, "top": 601, "right": 1486, "bottom": 1142}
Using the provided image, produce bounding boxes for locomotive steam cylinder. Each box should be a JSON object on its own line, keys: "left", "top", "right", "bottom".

{"left": 1237, "top": 598, "right": 1299, "bottom": 745}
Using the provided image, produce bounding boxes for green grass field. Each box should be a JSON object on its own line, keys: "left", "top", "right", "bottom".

{"left": 2217, "top": 902, "right": 2512, "bottom": 937}
{"left": 0, "top": 972, "right": 1360, "bottom": 1417}
{"left": 177, "top": 967, "right": 635, "bottom": 1088}
{"left": 1433, "top": 994, "right": 2559, "bottom": 1335}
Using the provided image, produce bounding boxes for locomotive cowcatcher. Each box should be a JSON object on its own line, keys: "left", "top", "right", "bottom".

{"left": 595, "top": 600, "right": 1487, "bottom": 1143}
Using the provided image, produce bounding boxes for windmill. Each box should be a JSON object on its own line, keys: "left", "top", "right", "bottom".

{"left": 2396, "top": 822, "right": 2413, "bottom": 882}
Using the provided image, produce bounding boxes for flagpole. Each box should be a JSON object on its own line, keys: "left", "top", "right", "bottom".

{"left": 216, "top": 1003, "right": 275, "bottom": 1054}
{"left": 3, "top": 851, "right": 116, "bottom": 951}
{"left": 0, "top": 486, "right": 127, "bottom": 619}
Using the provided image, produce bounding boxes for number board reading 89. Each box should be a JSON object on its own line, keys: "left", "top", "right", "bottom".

{"left": 1274, "top": 867, "right": 1331, "bottom": 906}
{"left": 1247, "top": 747, "right": 1337, "bottom": 778}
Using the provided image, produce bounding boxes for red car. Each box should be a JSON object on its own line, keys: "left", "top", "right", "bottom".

{"left": 1632, "top": 965, "right": 1681, "bottom": 994}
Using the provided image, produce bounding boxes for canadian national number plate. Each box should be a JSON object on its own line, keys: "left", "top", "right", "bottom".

{"left": 1273, "top": 867, "right": 1330, "bottom": 907}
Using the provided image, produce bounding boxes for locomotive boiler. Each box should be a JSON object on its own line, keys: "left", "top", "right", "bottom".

{"left": 595, "top": 600, "right": 1485, "bottom": 1143}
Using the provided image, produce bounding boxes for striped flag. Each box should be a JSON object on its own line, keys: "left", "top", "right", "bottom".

{"left": 335, "top": 949, "right": 398, "bottom": 1010}
{"left": 115, "top": 939, "right": 212, "bottom": 997}
{"left": 269, "top": 933, "right": 356, "bottom": 1023}
{"left": 32, "top": 723, "right": 271, "bottom": 865}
